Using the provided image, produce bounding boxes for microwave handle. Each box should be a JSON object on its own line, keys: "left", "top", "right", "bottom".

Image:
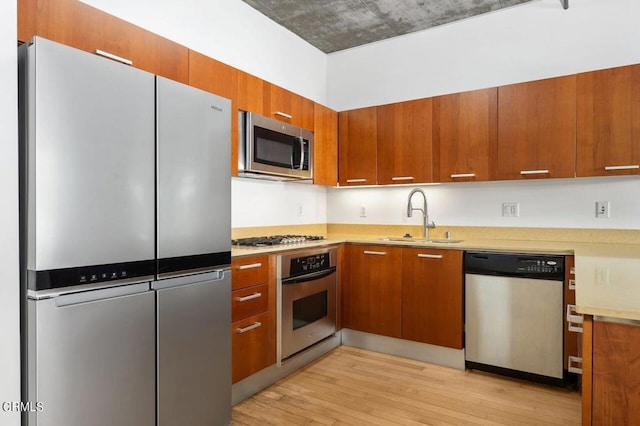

{"left": 293, "top": 136, "right": 304, "bottom": 170}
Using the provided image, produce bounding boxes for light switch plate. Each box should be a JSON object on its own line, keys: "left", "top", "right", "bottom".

{"left": 502, "top": 202, "right": 519, "bottom": 217}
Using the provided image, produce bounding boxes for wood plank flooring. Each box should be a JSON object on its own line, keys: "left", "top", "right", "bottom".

{"left": 232, "top": 346, "right": 580, "bottom": 425}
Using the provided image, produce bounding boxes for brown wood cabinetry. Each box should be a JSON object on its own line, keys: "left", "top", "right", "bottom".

{"left": 433, "top": 88, "right": 498, "bottom": 182}
{"left": 18, "top": 0, "right": 189, "bottom": 84}
{"left": 577, "top": 64, "right": 640, "bottom": 177}
{"left": 401, "top": 248, "right": 463, "bottom": 349}
{"left": 497, "top": 75, "right": 576, "bottom": 180}
{"left": 342, "top": 245, "right": 402, "bottom": 338}
{"left": 263, "top": 82, "right": 314, "bottom": 129}
{"left": 231, "top": 255, "right": 275, "bottom": 383}
{"left": 338, "top": 107, "right": 378, "bottom": 186}
{"left": 237, "top": 70, "right": 265, "bottom": 115}
{"left": 377, "top": 98, "right": 433, "bottom": 185}
{"left": 314, "top": 103, "right": 339, "bottom": 186}
{"left": 582, "top": 317, "right": 640, "bottom": 425}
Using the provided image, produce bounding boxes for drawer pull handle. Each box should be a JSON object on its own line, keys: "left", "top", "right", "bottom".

{"left": 568, "top": 356, "right": 583, "bottom": 375}
{"left": 95, "top": 49, "right": 133, "bottom": 66}
{"left": 363, "top": 250, "right": 386, "bottom": 256}
{"left": 275, "top": 111, "right": 293, "bottom": 119}
{"left": 236, "top": 322, "right": 262, "bottom": 333}
{"left": 450, "top": 173, "right": 476, "bottom": 178}
{"left": 417, "top": 254, "right": 443, "bottom": 259}
{"left": 520, "top": 169, "right": 550, "bottom": 175}
{"left": 391, "top": 176, "right": 414, "bottom": 181}
{"left": 566, "top": 304, "right": 584, "bottom": 333}
{"left": 346, "top": 179, "right": 367, "bottom": 183}
{"left": 236, "top": 262, "right": 262, "bottom": 270}
{"left": 604, "top": 165, "right": 639, "bottom": 171}
{"left": 570, "top": 266, "right": 575, "bottom": 275}
{"left": 568, "top": 279, "right": 576, "bottom": 290}
{"left": 235, "top": 292, "right": 262, "bottom": 302}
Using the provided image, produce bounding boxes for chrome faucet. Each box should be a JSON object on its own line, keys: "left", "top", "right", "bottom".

{"left": 406, "top": 188, "right": 435, "bottom": 239}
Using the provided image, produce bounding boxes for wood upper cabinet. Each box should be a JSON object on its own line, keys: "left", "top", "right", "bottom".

{"left": 342, "top": 245, "right": 402, "bottom": 338}
{"left": 188, "top": 50, "right": 239, "bottom": 175}
{"left": 237, "top": 70, "right": 265, "bottom": 115}
{"left": 377, "top": 98, "right": 433, "bottom": 185}
{"left": 496, "top": 75, "right": 577, "bottom": 180}
{"left": 401, "top": 248, "right": 463, "bottom": 349}
{"left": 18, "top": 0, "right": 189, "bottom": 84}
{"left": 263, "top": 82, "right": 313, "bottom": 129}
{"left": 577, "top": 64, "right": 640, "bottom": 177}
{"left": 433, "top": 88, "right": 498, "bottom": 182}
{"left": 314, "top": 103, "right": 338, "bottom": 186}
{"left": 589, "top": 318, "right": 640, "bottom": 425}
{"left": 338, "top": 107, "right": 378, "bottom": 186}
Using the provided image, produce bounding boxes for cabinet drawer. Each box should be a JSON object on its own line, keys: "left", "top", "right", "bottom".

{"left": 232, "top": 311, "right": 272, "bottom": 383}
{"left": 231, "top": 255, "right": 269, "bottom": 290}
{"left": 232, "top": 283, "right": 268, "bottom": 323}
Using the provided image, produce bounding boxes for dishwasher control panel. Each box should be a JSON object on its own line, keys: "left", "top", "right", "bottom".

{"left": 464, "top": 252, "right": 565, "bottom": 280}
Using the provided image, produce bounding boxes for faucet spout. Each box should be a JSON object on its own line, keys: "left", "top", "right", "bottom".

{"left": 406, "top": 188, "right": 435, "bottom": 239}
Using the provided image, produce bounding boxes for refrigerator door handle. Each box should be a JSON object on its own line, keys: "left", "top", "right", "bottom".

{"left": 54, "top": 282, "right": 151, "bottom": 307}
{"left": 152, "top": 269, "right": 228, "bottom": 291}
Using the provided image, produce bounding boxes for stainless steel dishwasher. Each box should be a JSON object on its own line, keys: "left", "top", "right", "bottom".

{"left": 464, "top": 252, "right": 565, "bottom": 386}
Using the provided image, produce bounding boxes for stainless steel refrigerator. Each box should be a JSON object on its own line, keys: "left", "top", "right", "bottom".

{"left": 20, "top": 37, "right": 232, "bottom": 426}
{"left": 154, "top": 76, "right": 231, "bottom": 426}
{"left": 20, "top": 37, "right": 157, "bottom": 426}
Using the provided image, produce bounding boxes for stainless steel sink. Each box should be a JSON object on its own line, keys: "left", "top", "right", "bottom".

{"left": 379, "top": 237, "right": 463, "bottom": 244}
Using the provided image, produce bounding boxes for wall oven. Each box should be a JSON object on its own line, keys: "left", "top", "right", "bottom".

{"left": 278, "top": 247, "right": 337, "bottom": 361}
{"left": 239, "top": 111, "right": 313, "bottom": 181}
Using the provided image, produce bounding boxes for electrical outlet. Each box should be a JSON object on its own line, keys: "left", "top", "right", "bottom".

{"left": 297, "top": 204, "right": 303, "bottom": 217}
{"left": 595, "top": 201, "right": 610, "bottom": 218}
{"left": 360, "top": 205, "right": 367, "bottom": 217}
{"left": 502, "top": 202, "right": 519, "bottom": 217}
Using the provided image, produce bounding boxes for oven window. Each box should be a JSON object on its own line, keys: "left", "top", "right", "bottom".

{"left": 292, "top": 291, "right": 327, "bottom": 330}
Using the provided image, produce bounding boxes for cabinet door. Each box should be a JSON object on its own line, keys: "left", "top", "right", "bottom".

{"left": 188, "top": 50, "right": 239, "bottom": 176}
{"left": 264, "top": 82, "right": 304, "bottom": 127}
{"left": 338, "top": 107, "right": 378, "bottom": 186}
{"left": 592, "top": 319, "right": 640, "bottom": 424}
{"left": 377, "top": 98, "right": 433, "bottom": 185}
{"left": 577, "top": 64, "right": 640, "bottom": 177}
{"left": 19, "top": 0, "right": 188, "bottom": 83}
{"left": 402, "top": 248, "right": 463, "bottom": 349}
{"left": 433, "top": 88, "right": 498, "bottom": 182}
{"left": 232, "top": 312, "right": 271, "bottom": 383}
{"left": 497, "top": 76, "right": 576, "bottom": 180}
{"left": 314, "top": 103, "right": 339, "bottom": 186}
{"left": 237, "top": 71, "right": 265, "bottom": 115}
{"left": 342, "top": 245, "right": 402, "bottom": 338}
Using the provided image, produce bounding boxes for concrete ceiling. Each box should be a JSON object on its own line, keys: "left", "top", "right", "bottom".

{"left": 242, "top": 0, "right": 536, "bottom": 53}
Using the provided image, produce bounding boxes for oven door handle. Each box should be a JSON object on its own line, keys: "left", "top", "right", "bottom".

{"left": 281, "top": 266, "right": 337, "bottom": 285}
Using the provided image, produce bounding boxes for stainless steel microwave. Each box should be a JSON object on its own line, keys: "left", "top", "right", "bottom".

{"left": 238, "top": 111, "right": 313, "bottom": 181}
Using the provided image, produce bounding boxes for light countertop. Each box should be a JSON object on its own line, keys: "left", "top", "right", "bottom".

{"left": 232, "top": 236, "right": 640, "bottom": 322}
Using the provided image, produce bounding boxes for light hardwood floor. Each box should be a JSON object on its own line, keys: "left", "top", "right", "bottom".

{"left": 232, "top": 346, "right": 580, "bottom": 425}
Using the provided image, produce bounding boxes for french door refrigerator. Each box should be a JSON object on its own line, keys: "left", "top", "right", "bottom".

{"left": 154, "top": 76, "right": 232, "bottom": 426}
{"left": 20, "top": 37, "right": 156, "bottom": 426}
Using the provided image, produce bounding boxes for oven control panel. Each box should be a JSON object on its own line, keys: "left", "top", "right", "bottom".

{"left": 290, "top": 253, "right": 330, "bottom": 276}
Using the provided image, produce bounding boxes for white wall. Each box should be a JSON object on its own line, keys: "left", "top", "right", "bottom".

{"left": 327, "top": 0, "right": 640, "bottom": 110}
{"left": 0, "top": 0, "right": 21, "bottom": 423}
{"left": 80, "top": 0, "right": 328, "bottom": 104}
{"left": 328, "top": 177, "right": 640, "bottom": 230}
{"left": 232, "top": 178, "right": 327, "bottom": 227}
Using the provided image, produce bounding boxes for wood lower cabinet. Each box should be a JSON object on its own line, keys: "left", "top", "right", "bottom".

{"left": 231, "top": 255, "right": 275, "bottom": 383}
{"left": 338, "top": 107, "right": 378, "bottom": 186}
{"left": 377, "top": 98, "right": 433, "bottom": 185}
{"left": 583, "top": 316, "right": 640, "bottom": 425}
{"left": 18, "top": 0, "right": 189, "bottom": 83}
{"left": 577, "top": 64, "right": 640, "bottom": 177}
{"left": 497, "top": 75, "right": 576, "bottom": 180}
{"left": 433, "top": 88, "right": 498, "bottom": 182}
{"left": 342, "top": 245, "right": 402, "bottom": 338}
{"left": 401, "top": 248, "right": 463, "bottom": 348}
{"left": 314, "top": 103, "right": 339, "bottom": 186}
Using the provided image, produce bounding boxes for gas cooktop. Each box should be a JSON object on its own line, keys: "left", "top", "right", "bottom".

{"left": 232, "top": 235, "right": 325, "bottom": 247}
